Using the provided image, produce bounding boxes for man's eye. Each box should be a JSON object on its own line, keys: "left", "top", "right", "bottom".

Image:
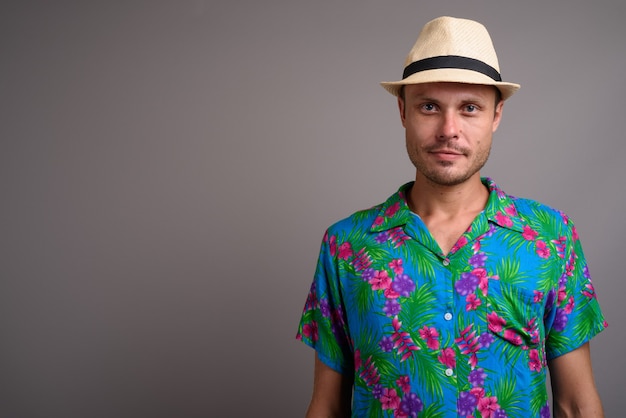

{"left": 465, "top": 104, "right": 477, "bottom": 112}
{"left": 422, "top": 103, "right": 436, "bottom": 111}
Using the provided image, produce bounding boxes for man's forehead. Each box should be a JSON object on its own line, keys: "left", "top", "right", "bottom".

{"left": 403, "top": 82, "right": 500, "bottom": 103}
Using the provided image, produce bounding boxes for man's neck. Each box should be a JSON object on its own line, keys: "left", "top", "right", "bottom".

{"left": 407, "top": 174, "right": 489, "bottom": 255}
{"left": 407, "top": 174, "right": 489, "bottom": 217}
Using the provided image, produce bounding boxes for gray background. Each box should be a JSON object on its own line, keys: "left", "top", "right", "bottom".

{"left": 2, "top": 1, "right": 624, "bottom": 417}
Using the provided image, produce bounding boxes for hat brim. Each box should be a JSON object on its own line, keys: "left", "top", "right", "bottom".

{"left": 380, "top": 68, "right": 520, "bottom": 100}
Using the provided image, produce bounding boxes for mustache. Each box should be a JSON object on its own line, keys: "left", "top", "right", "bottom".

{"left": 425, "top": 144, "right": 469, "bottom": 154}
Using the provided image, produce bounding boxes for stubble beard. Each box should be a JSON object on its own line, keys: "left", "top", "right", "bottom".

{"left": 407, "top": 142, "right": 491, "bottom": 187}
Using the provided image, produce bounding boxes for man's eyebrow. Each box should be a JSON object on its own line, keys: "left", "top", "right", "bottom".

{"left": 409, "top": 94, "right": 439, "bottom": 102}
{"left": 457, "top": 93, "right": 490, "bottom": 103}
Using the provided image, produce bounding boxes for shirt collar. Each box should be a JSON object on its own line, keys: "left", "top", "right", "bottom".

{"left": 370, "top": 177, "right": 525, "bottom": 234}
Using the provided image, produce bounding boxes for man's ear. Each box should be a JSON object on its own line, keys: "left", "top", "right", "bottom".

{"left": 398, "top": 96, "right": 407, "bottom": 128}
{"left": 492, "top": 100, "right": 504, "bottom": 133}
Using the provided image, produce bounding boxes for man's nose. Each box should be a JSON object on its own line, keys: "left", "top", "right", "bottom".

{"left": 437, "top": 111, "right": 460, "bottom": 140}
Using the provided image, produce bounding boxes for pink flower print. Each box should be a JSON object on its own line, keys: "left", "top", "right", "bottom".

{"left": 396, "top": 375, "right": 411, "bottom": 394}
{"left": 354, "top": 349, "right": 362, "bottom": 369}
{"left": 394, "top": 409, "right": 408, "bottom": 418}
{"left": 456, "top": 325, "right": 481, "bottom": 368}
{"left": 533, "top": 290, "right": 544, "bottom": 303}
{"left": 466, "top": 293, "right": 482, "bottom": 311}
{"left": 373, "top": 216, "right": 385, "bottom": 226}
{"left": 450, "top": 235, "right": 469, "bottom": 254}
{"left": 391, "top": 316, "right": 420, "bottom": 361}
{"left": 329, "top": 234, "right": 337, "bottom": 256}
{"left": 384, "top": 287, "right": 400, "bottom": 299}
{"left": 582, "top": 282, "right": 596, "bottom": 299}
{"left": 494, "top": 211, "right": 513, "bottom": 227}
{"left": 503, "top": 329, "right": 523, "bottom": 346}
{"left": 572, "top": 225, "right": 579, "bottom": 241}
{"left": 389, "top": 227, "right": 411, "bottom": 248}
{"left": 478, "top": 273, "right": 490, "bottom": 297}
{"left": 535, "top": 240, "right": 551, "bottom": 259}
{"left": 419, "top": 326, "right": 440, "bottom": 350}
{"left": 389, "top": 259, "right": 404, "bottom": 275}
{"left": 487, "top": 312, "right": 506, "bottom": 333}
{"left": 504, "top": 204, "right": 517, "bottom": 217}
{"left": 338, "top": 241, "right": 353, "bottom": 260}
{"left": 437, "top": 347, "right": 456, "bottom": 369}
{"left": 472, "top": 267, "right": 489, "bottom": 296}
{"left": 369, "top": 270, "right": 391, "bottom": 291}
{"left": 380, "top": 388, "right": 401, "bottom": 410}
{"left": 359, "top": 355, "right": 381, "bottom": 387}
{"left": 352, "top": 248, "right": 372, "bottom": 272}
{"left": 522, "top": 225, "right": 538, "bottom": 241}
{"left": 385, "top": 201, "right": 401, "bottom": 217}
{"left": 470, "top": 387, "right": 485, "bottom": 402}
{"left": 472, "top": 240, "right": 481, "bottom": 252}
{"left": 564, "top": 296, "right": 575, "bottom": 314}
{"left": 472, "top": 267, "right": 487, "bottom": 280}
{"left": 565, "top": 254, "right": 576, "bottom": 277}
{"left": 302, "top": 321, "right": 318, "bottom": 342}
{"left": 529, "top": 349, "right": 542, "bottom": 372}
{"left": 477, "top": 396, "right": 500, "bottom": 418}
{"left": 557, "top": 287, "right": 567, "bottom": 305}
{"left": 552, "top": 236, "right": 567, "bottom": 259}
{"left": 524, "top": 318, "right": 540, "bottom": 345}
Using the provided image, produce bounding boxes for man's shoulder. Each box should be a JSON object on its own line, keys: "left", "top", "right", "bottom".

{"left": 326, "top": 202, "right": 384, "bottom": 235}
{"left": 509, "top": 194, "right": 574, "bottom": 232}
{"left": 511, "top": 195, "right": 562, "bottom": 217}
{"left": 324, "top": 184, "right": 409, "bottom": 236}
{"left": 486, "top": 178, "right": 565, "bottom": 221}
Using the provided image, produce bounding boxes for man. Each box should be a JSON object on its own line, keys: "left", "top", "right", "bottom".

{"left": 296, "top": 16, "right": 606, "bottom": 418}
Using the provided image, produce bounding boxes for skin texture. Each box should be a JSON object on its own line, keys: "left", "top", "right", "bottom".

{"left": 399, "top": 82, "right": 502, "bottom": 189}
{"left": 549, "top": 342, "right": 604, "bottom": 417}
{"left": 305, "top": 354, "right": 352, "bottom": 418}
{"left": 304, "top": 82, "right": 604, "bottom": 417}
{"left": 399, "top": 82, "right": 502, "bottom": 254}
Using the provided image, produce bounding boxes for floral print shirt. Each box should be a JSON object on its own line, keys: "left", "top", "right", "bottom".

{"left": 297, "top": 178, "right": 606, "bottom": 418}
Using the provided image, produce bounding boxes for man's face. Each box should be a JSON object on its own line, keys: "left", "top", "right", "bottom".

{"left": 398, "top": 82, "right": 503, "bottom": 187}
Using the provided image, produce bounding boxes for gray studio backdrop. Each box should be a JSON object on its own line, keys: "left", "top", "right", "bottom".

{"left": 2, "top": 1, "right": 624, "bottom": 417}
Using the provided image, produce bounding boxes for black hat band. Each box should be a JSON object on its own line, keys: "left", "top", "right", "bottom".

{"left": 402, "top": 55, "right": 502, "bottom": 81}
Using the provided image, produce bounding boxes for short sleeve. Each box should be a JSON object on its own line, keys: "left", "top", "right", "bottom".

{"left": 296, "top": 229, "right": 353, "bottom": 374}
{"left": 545, "top": 217, "right": 607, "bottom": 359}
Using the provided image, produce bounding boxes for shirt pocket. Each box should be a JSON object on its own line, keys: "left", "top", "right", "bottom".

{"left": 485, "top": 278, "right": 542, "bottom": 349}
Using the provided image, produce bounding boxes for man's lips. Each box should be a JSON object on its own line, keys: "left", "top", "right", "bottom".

{"left": 429, "top": 149, "right": 465, "bottom": 160}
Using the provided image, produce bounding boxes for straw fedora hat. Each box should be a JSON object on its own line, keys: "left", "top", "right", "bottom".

{"left": 380, "top": 16, "right": 520, "bottom": 100}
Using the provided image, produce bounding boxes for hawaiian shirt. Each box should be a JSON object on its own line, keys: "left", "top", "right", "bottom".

{"left": 296, "top": 178, "right": 606, "bottom": 418}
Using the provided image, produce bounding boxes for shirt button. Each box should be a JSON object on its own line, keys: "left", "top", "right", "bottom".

{"left": 444, "top": 312, "right": 453, "bottom": 321}
{"left": 442, "top": 258, "right": 450, "bottom": 266}
{"left": 445, "top": 368, "right": 454, "bottom": 377}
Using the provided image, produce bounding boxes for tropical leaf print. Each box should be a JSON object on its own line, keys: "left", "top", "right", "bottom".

{"left": 297, "top": 179, "right": 606, "bottom": 417}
